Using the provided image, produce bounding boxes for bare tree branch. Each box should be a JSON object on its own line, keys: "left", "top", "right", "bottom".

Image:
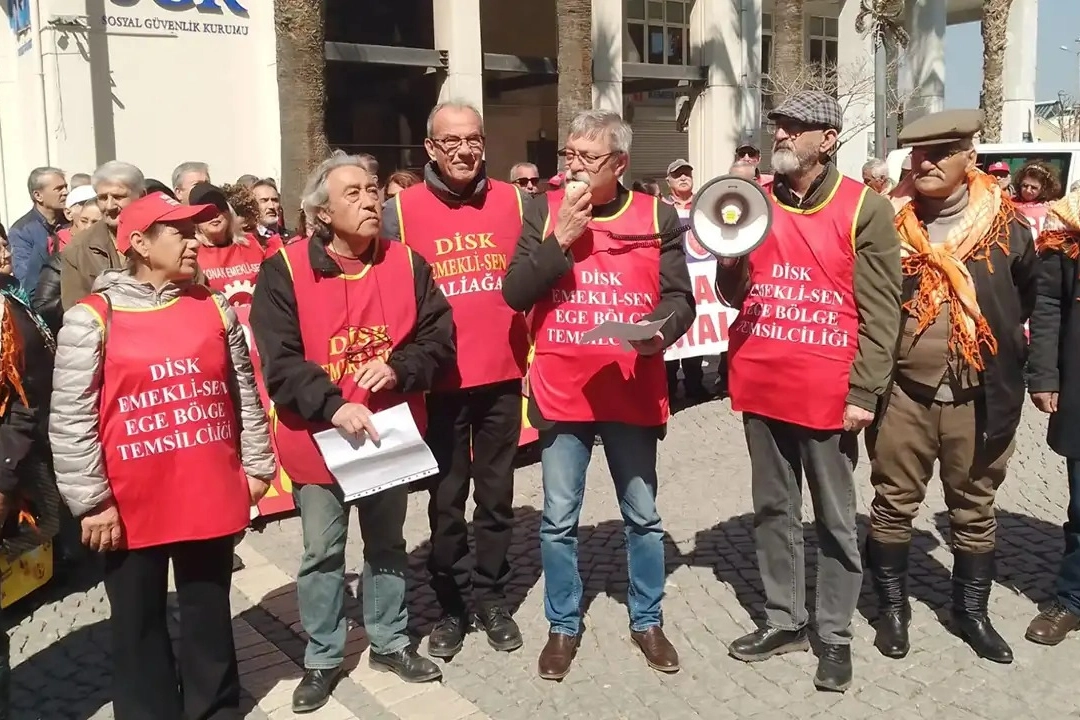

{"left": 763, "top": 57, "right": 912, "bottom": 143}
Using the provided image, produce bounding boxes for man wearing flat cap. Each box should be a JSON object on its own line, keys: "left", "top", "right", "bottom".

{"left": 865, "top": 109, "right": 1036, "bottom": 665}
{"left": 716, "top": 90, "right": 902, "bottom": 692}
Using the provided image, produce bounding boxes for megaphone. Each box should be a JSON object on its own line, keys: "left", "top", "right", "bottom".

{"left": 689, "top": 175, "right": 773, "bottom": 258}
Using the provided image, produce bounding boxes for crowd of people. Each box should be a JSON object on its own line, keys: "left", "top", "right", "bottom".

{"left": 0, "top": 90, "right": 1075, "bottom": 718}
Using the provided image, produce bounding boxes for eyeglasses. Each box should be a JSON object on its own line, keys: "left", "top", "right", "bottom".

{"left": 559, "top": 149, "right": 616, "bottom": 168}
{"left": 430, "top": 135, "right": 485, "bottom": 152}
{"left": 513, "top": 177, "right": 540, "bottom": 187}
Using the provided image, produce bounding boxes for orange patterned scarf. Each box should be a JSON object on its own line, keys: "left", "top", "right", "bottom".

{"left": 0, "top": 303, "right": 28, "bottom": 419}
{"left": 892, "top": 171, "right": 1016, "bottom": 371}
{"left": 1037, "top": 190, "right": 1080, "bottom": 259}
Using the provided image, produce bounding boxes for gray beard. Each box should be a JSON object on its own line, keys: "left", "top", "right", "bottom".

{"left": 771, "top": 149, "right": 802, "bottom": 175}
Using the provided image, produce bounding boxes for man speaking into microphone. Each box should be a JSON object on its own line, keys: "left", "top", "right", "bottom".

{"left": 715, "top": 91, "right": 902, "bottom": 692}
{"left": 502, "top": 110, "right": 694, "bottom": 680}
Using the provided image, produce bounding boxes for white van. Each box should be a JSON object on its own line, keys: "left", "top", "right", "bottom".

{"left": 886, "top": 142, "right": 1080, "bottom": 197}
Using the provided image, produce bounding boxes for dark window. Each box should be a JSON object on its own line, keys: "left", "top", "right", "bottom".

{"left": 978, "top": 152, "right": 1071, "bottom": 200}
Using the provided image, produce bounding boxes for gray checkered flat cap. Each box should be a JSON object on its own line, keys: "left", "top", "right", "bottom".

{"left": 768, "top": 91, "right": 843, "bottom": 132}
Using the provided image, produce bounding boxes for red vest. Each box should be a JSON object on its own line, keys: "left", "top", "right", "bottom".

{"left": 80, "top": 288, "right": 249, "bottom": 549}
{"left": 530, "top": 190, "right": 668, "bottom": 426}
{"left": 197, "top": 241, "right": 266, "bottom": 306}
{"left": 397, "top": 180, "right": 528, "bottom": 390}
{"left": 272, "top": 238, "right": 427, "bottom": 485}
{"left": 728, "top": 176, "right": 866, "bottom": 431}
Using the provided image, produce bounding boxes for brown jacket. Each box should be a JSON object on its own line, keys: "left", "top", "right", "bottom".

{"left": 58, "top": 221, "right": 207, "bottom": 312}
{"left": 59, "top": 221, "right": 122, "bottom": 311}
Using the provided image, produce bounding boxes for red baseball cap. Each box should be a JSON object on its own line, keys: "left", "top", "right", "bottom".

{"left": 116, "top": 192, "right": 217, "bottom": 254}
{"left": 988, "top": 161, "right": 1010, "bottom": 174}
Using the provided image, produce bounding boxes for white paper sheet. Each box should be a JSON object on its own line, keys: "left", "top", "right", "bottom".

{"left": 579, "top": 313, "right": 672, "bottom": 350}
{"left": 313, "top": 403, "right": 439, "bottom": 502}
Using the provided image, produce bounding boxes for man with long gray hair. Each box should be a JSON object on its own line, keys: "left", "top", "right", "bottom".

{"left": 382, "top": 101, "right": 530, "bottom": 660}
{"left": 59, "top": 161, "right": 146, "bottom": 310}
{"left": 251, "top": 151, "right": 454, "bottom": 712}
{"left": 715, "top": 90, "right": 902, "bottom": 692}
{"left": 503, "top": 110, "right": 695, "bottom": 680}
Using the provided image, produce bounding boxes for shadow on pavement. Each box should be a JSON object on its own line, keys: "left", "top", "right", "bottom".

{"left": 9, "top": 619, "right": 112, "bottom": 720}
{"left": 681, "top": 508, "right": 1065, "bottom": 640}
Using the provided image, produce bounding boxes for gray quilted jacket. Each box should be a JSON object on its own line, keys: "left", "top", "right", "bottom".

{"left": 50, "top": 270, "right": 276, "bottom": 518}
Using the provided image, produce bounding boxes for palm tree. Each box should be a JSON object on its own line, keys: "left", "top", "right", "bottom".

{"left": 556, "top": 0, "right": 593, "bottom": 147}
{"left": 769, "top": 0, "right": 806, "bottom": 105}
{"left": 274, "top": 0, "right": 329, "bottom": 225}
{"left": 979, "top": 0, "right": 1014, "bottom": 142}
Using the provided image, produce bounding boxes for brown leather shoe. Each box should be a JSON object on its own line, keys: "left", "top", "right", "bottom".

{"left": 1025, "top": 602, "right": 1080, "bottom": 646}
{"left": 631, "top": 626, "right": 680, "bottom": 673}
{"left": 537, "top": 632, "right": 579, "bottom": 680}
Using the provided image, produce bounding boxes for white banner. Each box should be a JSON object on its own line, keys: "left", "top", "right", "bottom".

{"left": 664, "top": 238, "right": 738, "bottom": 361}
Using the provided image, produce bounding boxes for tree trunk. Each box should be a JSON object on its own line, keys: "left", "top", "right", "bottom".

{"left": 979, "top": 0, "right": 1013, "bottom": 143}
{"left": 274, "top": 0, "right": 329, "bottom": 227}
{"left": 770, "top": 0, "right": 805, "bottom": 105}
{"left": 556, "top": 0, "right": 593, "bottom": 148}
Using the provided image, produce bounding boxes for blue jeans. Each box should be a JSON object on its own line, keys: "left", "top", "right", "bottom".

{"left": 1056, "top": 459, "right": 1080, "bottom": 615}
{"left": 539, "top": 422, "right": 666, "bottom": 636}
{"left": 294, "top": 483, "right": 410, "bottom": 668}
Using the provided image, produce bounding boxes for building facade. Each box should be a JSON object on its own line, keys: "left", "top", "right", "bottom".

{"left": 0, "top": 0, "right": 1039, "bottom": 222}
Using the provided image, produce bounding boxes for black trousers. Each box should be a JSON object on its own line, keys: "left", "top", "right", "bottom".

{"left": 666, "top": 357, "right": 705, "bottom": 390}
{"left": 104, "top": 535, "right": 239, "bottom": 720}
{"left": 426, "top": 379, "right": 521, "bottom": 616}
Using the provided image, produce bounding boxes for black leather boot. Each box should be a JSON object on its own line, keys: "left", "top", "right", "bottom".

{"left": 867, "top": 538, "right": 911, "bottom": 658}
{"left": 951, "top": 549, "right": 1013, "bottom": 664}
{"left": 427, "top": 614, "right": 467, "bottom": 658}
{"left": 291, "top": 667, "right": 342, "bottom": 713}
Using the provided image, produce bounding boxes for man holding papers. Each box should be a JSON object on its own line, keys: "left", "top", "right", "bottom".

{"left": 502, "top": 110, "right": 695, "bottom": 680}
{"left": 250, "top": 152, "right": 455, "bottom": 713}
{"left": 384, "top": 101, "right": 529, "bottom": 659}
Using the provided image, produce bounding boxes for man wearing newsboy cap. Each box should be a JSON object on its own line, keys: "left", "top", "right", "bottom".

{"left": 715, "top": 90, "right": 902, "bottom": 692}
{"left": 864, "top": 109, "right": 1036, "bottom": 665}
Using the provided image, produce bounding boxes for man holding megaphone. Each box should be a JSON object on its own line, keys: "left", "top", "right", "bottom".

{"left": 710, "top": 91, "right": 902, "bottom": 693}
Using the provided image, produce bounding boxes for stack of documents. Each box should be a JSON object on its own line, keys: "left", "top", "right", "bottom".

{"left": 313, "top": 403, "right": 439, "bottom": 501}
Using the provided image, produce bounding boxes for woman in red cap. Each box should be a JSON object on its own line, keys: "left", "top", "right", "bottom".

{"left": 49, "top": 191, "right": 276, "bottom": 720}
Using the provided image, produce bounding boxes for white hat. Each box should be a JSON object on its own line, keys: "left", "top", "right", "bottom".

{"left": 65, "top": 184, "right": 96, "bottom": 209}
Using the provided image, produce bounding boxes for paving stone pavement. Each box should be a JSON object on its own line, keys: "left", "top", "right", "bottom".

{"left": 9, "top": 392, "right": 1080, "bottom": 719}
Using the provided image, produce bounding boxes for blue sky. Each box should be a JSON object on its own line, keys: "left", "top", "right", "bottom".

{"left": 945, "top": 0, "right": 1080, "bottom": 106}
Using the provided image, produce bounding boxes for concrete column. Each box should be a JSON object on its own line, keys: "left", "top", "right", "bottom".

{"left": 433, "top": 0, "right": 484, "bottom": 112}
{"left": 1002, "top": 0, "right": 1038, "bottom": 142}
{"left": 835, "top": 0, "right": 875, "bottom": 178}
{"left": 902, "top": 0, "right": 945, "bottom": 122}
{"left": 689, "top": 0, "right": 759, "bottom": 182}
{"left": 592, "top": 0, "right": 623, "bottom": 114}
